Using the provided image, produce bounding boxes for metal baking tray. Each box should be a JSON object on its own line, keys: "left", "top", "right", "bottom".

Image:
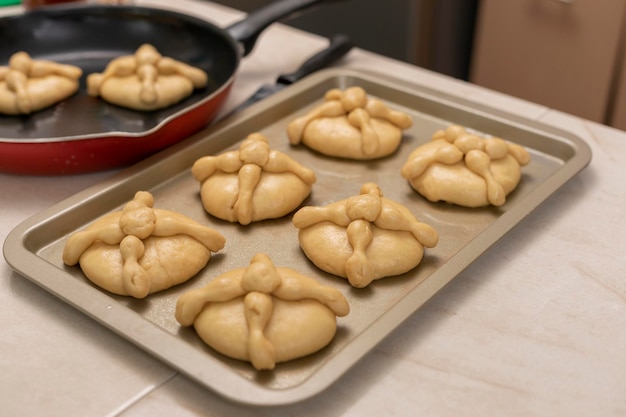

{"left": 3, "top": 68, "right": 592, "bottom": 406}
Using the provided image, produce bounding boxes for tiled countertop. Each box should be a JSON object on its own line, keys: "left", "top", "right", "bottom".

{"left": 2, "top": 1, "right": 625, "bottom": 416}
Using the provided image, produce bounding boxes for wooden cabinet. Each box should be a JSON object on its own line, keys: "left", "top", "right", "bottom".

{"left": 609, "top": 42, "right": 626, "bottom": 129}
{"left": 470, "top": 0, "right": 626, "bottom": 126}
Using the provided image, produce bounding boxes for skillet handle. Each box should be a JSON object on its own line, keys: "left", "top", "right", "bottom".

{"left": 277, "top": 33, "right": 353, "bottom": 85}
{"left": 226, "top": 0, "right": 343, "bottom": 56}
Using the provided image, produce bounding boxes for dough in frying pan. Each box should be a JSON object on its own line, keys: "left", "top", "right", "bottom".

{"left": 62, "top": 191, "right": 225, "bottom": 298}
{"left": 0, "top": 51, "right": 82, "bottom": 115}
{"left": 87, "top": 44, "right": 208, "bottom": 111}
{"left": 176, "top": 253, "right": 350, "bottom": 370}
{"left": 401, "top": 125, "right": 531, "bottom": 207}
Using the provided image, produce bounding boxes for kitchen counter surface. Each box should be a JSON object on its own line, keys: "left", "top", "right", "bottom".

{"left": 2, "top": 1, "right": 625, "bottom": 416}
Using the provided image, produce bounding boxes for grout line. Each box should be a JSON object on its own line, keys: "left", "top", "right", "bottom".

{"left": 106, "top": 371, "right": 179, "bottom": 417}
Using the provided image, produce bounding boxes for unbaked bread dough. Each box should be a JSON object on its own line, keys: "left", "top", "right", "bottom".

{"left": 287, "top": 86, "right": 413, "bottom": 159}
{"left": 62, "top": 191, "right": 225, "bottom": 298}
{"left": 0, "top": 51, "right": 82, "bottom": 115}
{"left": 192, "top": 132, "right": 317, "bottom": 225}
{"left": 87, "top": 44, "right": 208, "bottom": 111}
{"left": 176, "top": 253, "right": 350, "bottom": 370}
{"left": 401, "top": 125, "right": 531, "bottom": 207}
{"left": 293, "top": 182, "right": 438, "bottom": 288}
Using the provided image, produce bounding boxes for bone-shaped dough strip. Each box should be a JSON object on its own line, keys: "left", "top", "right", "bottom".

{"left": 465, "top": 149, "right": 506, "bottom": 206}
{"left": 244, "top": 292, "right": 277, "bottom": 370}
{"left": 347, "top": 107, "right": 380, "bottom": 156}
{"left": 345, "top": 219, "right": 375, "bottom": 288}
{"left": 401, "top": 141, "right": 463, "bottom": 179}
{"left": 120, "top": 235, "right": 150, "bottom": 298}
{"left": 366, "top": 98, "right": 413, "bottom": 129}
{"left": 287, "top": 100, "right": 345, "bottom": 144}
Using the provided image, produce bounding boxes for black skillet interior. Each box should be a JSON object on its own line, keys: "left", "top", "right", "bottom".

{"left": 0, "top": 5, "right": 239, "bottom": 140}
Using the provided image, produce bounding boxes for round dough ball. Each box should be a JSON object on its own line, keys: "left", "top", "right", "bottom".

{"left": 0, "top": 76, "right": 80, "bottom": 115}
{"left": 401, "top": 126, "right": 531, "bottom": 207}
{"left": 199, "top": 171, "right": 313, "bottom": 223}
{"left": 62, "top": 191, "right": 225, "bottom": 299}
{"left": 292, "top": 183, "right": 438, "bottom": 288}
{"left": 301, "top": 116, "right": 404, "bottom": 159}
{"left": 79, "top": 235, "right": 212, "bottom": 296}
{"left": 97, "top": 74, "right": 194, "bottom": 111}
{"left": 298, "top": 222, "right": 425, "bottom": 282}
{"left": 407, "top": 154, "right": 523, "bottom": 207}
{"left": 86, "top": 44, "right": 208, "bottom": 111}
{"left": 175, "top": 253, "right": 349, "bottom": 370}
{"left": 192, "top": 133, "right": 316, "bottom": 225}
{"left": 0, "top": 51, "right": 82, "bottom": 115}
{"left": 287, "top": 87, "right": 413, "bottom": 160}
{"left": 194, "top": 297, "right": 338, "bottom": 364}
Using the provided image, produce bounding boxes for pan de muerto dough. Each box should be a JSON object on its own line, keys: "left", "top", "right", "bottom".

{"left": 293, "top": 182, "right": 438, "bottom": 288}
{"left": 401, "top": 125, "right": 531, "bottom": 207}
{"left": 0, "top": 51, "right": 82, "bottom": 115}
{"left": 87, "top": 44, "right": 208, "bottom": 111}
{"left": 192, "top": 132, "right": 316, "bottom": 225}
{"left": 62, "top": 191, "right": 225, "bottom": 298}
{"left": 287, "top": 86, "right": 413, "bottom": 159}
{"left": 176, "top": 253, "right": 349, "bottom": 370}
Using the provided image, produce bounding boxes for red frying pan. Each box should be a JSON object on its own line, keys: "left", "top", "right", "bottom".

{"left": 0, "top": 0, "right": 340, "bottom": 175}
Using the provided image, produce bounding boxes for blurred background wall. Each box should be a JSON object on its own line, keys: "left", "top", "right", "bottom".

{"left": 213, "top": 0, "right": 479, "bottom": 80}
{"left": 216, "top": 0, "right": 626, "bottom": 130}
